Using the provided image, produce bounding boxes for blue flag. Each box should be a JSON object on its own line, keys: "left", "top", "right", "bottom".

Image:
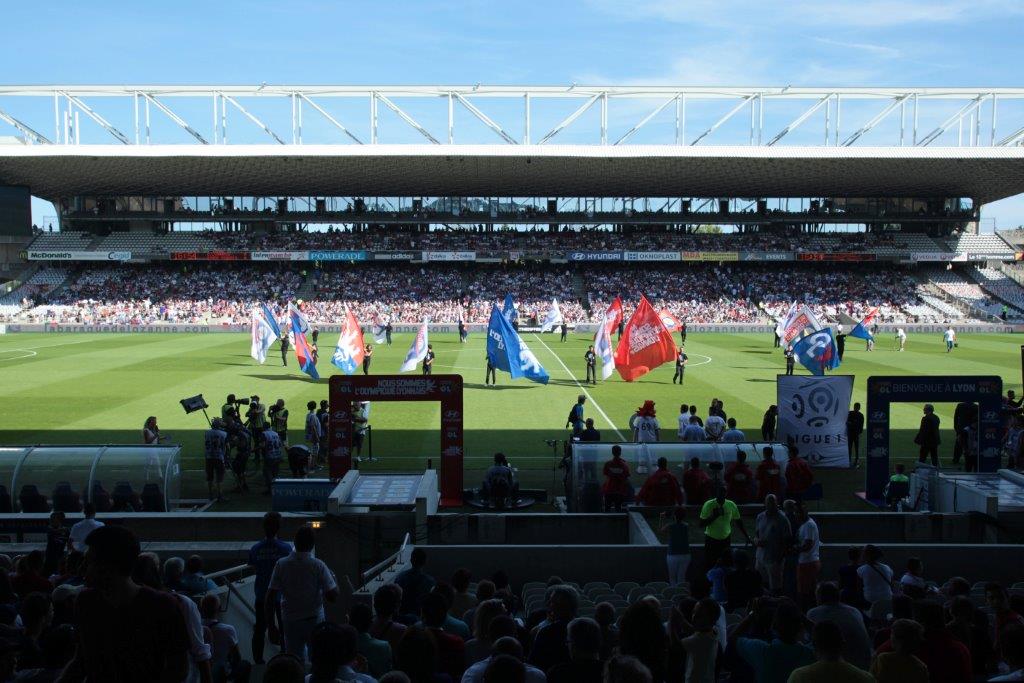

{"left": 261, "top": 303, "right": 282, "bottom": 338}
{"left": 849, "top": 307, "right": 878, "bottom": 342}
{"left": 487, "top": 306, "right": 549, "bottom": 384}
{"left": 502, "top": 295, "right": 516, "bottom": 325}
{"left": 792, "top": 328, "right": 841, "bottom": 376}
{"left": 289, "top": 307, "right": 320, "bottom": 380}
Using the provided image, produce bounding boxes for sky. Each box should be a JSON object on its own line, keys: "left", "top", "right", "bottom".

{"left": 2, "top": 0, "right": 1023, "bottom": 228}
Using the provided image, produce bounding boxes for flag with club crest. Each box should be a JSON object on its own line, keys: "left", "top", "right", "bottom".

{"left": 250, "top": 303, "right": 281, "bottom": 364}
{"left": 289, "top": 305, "right": 319, "bottom": 379}
{"left": 331, "top": 308, "right": 366, "bottom": 375}
{"left": 614, "top": 295, "right": 677, "bottom": 382}
{"left": 486, "top": 305, "right": 549, "bottom": 384}
{"left": 399, "top": 318, "right": 429, "bottom": 372}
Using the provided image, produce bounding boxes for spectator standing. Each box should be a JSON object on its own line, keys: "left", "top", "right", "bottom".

{"left": 698, "top": 486, "right": 751, "bottom": 568}
{"left": 63, "top": 525, "right": 190, "bottom": 681}
{"left": 601, "top": 445, "right": 631, "bottom": 512}
{"left": 856, "top": 545, "right": 893, "bottom": 622}
{"left": 449, "top": 568, "right": 477, "bottom": 621}
{"left": 755, "top": 447, "right": 783, "bottom": 501}
{"left": 753, "top": 494, "right": 791, "bottom": 595}
{"left": 788, "top": 621, "right": 872, "bottom": 683}
{"left": 725, "top": 450, "right": 756, "bottom": 504}
{"left": 567, "top": 395, "right": 586, "bottom": 436}
{"left": 733, "top": 598, "right": 814, "bottom": 683}
{"left": 43, "top": 511, "right": 69, "bottom": 577}
{"left": 794, "top": 504, "right": 821, "bottom": 609}
{"left": 659, "top": 507, "right": 691, "bottom": 587}
{"left": 579, "top": 418, "right": 601, "bottom": 442}
{"left": 681, "top": 416, "right": 708, "bottom": 442}
{"left": 68, "top": 503, "right": 103, "bottom": 553}
{"left": 725, "top": 550, "right": 763, "bottom": 612}
{"left": 761, "top": 405, "right": 777, "bottom": 441}
{"left": 991, "top": 623, "right": 1024, "bottom": 681}
{"left": 369, "top": 583, "right": 407, "bottom": 650}
{"left": 199, "top": 594, "right": 248, "bottom": 682}
{"left": 262, "top": 426, "right": 284, "bottom": 495}
{"left": 204, "top": 418, "right": 229, "bottom": 503}
{"left": 419, "top": 592, "right": 465, "bottom": 680}
{"left": 265, "top": 524, "right": 340, "bottom": 663}
{"left": 682, "top": 458, "right": 711, "bottom": 506}
{"left": 305, "top": 401, "right": 322, "bottom": 466}
{"left": 395, "top": 548, "right": 436, "bottom": 620}
{"left": 308, "top": 622, "right": 376, "bottom": 683}
{"left": 806, "top": 582, "right": 872, "bottom": 670}
{"left": 846, "top": 402, "right": 864, "bottom": 468}
{"left": 915, "top": 404, "right": 941, "bottom": 466}
{"left": 248, "top": 511, "right": 292, "bottom": 664}
{"left": 637, "top": 457, "right": 683, "bottom": 506}
{"left": 783, "top": 447, "right": 814, "bottom": 500}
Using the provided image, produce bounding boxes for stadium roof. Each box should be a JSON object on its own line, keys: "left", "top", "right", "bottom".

{"left": 2, "top": 144, "right": 1024, "bottom": 203}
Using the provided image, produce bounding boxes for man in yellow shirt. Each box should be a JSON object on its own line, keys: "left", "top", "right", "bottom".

{"left": 789, "top": 622, "right": 873, "bottom": 683}
{"left": 698, "top": 486, "right": 751, "bottom": 567}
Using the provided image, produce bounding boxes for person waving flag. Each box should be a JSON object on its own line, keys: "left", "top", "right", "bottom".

{"left": 614, "top": 295, "right": 677, "bottom": 382}
{"left": 289, "top": 305, "right": 319, "bottom": 380}
{"left": 331, "top": 308, "right": 366, "bottom": 375}
{"left": 594, "top": 315, "right": 616, "bottom": 381}
{"left": 501, "top": 294, "right": 517, "bottom": 326}
{"left": 540, "top": 298, "right": 563, "bottom": 333}
{"left": 400, "top": 318, "right": 430, "bottom": 372}
{"left": 250, "top": 303, "right": 281, "bottom": 364}
{"left": 601, "top": 296, "right": 624, "bottom": 338}
{"left": 792, "top": 328, "right": 841, "bottom": 375}
{"left": 487, "top": 306, "right": 550, "bottom": 384}
{"left": 849, "top": 307, "right": 878, "bottom": 342}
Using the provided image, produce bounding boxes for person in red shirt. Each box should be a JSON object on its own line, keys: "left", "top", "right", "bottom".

{"left": 874, "top": 600, "right": 972, "bottom": 683}
{"left": 682, "top": 458, "right": 711, "bottom": 506}
{"left": 420, "top": 591, "right": 466, "bottom": 680}
{"left": 755, "top": 446, "right": 783, "bottom": 501}
{"left": 602, "top": 445, "right": 632, "bottom": 512}
{"left": 637, "top": 457, "right": 684, "bottom": 506}
{"left": 725, "top": 450, "right": 756, "bottom": 504}
{"left": 784, "top": 446, "right": 815, "bottom": 500}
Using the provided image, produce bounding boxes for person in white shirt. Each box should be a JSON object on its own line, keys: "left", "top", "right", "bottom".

{"left": 677, "top": 404, "right": 691, "bottom": 441}
{"left": 304, "top": 401, "right": 322, "bottom": 466}
{"left": 69, "top": 502, "right": 104, "bottom": 553}
{"left": 704, "top": 413, "right": 726, "bottom": 442}
{"left": 200, "top": 594, "right": 244, "bottom": 680}
{"left": 795, "top": 505, "right": 820, "bottom": 609}
{"left": 632, "top": 401, "right": 660, "bottom": 443}
{"left": 856, "top": 545, "right": 893, "bottom": 620}
{"left": 944, "top": 326, "right": 956, "bottom": 352}
{"left": 721, "top": 418, "right": 746, "bottom": 442}
{"left": 266, "top": 524, "right": 339, "bottom": 663}
{"left": 806, "top": 582, "right": 873, "bottom": 670}
{"left": 896, "top": 327, "right": 907, "bottom": 351}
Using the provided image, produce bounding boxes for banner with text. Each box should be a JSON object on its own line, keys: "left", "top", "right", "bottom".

{"left": 777, "top": 375, "right": 854, "bottom": 468}
{"left": 624, "top": 251, "right": 681, "bottom": 262}
{"left": 251, "top": 251, "right": 309, "bottom": 261}
{"left": 371, "top": 251, "right": 419, "bottom": 261}
{"left": 680, "top": 251, "right": 739, "bottom": 261}
{"left": 567, "top": 252, "right": 623, "bottom": 262}
{"left": 309, "top": 250, "right": 368, "bottom": 261}
{"left": 740, "top": 251, "right": 796, "bottom": 262}
{"left": 27, "top": 250, "right": 131, "bottom": 261}
{"left": 422, "top": 251, "right": 476, "bottom": 261}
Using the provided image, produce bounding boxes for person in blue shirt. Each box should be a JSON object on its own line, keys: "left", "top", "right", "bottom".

{"left": 395, "top": 548, "right": 436, "bottom": 621}
{"left": 262, "top": 427, "right": 283, "bottom": 495}
{"left": 732, "top": 597, "right": 815, "bottom": 683}
{"left": 707, "top": 549, "right": 733, "bottom": 604}
{"left": 566, "top": 395, "right": 586, "bottom": 436}
{"left": 248, "top": 511, "right": 292, "bottom": 664}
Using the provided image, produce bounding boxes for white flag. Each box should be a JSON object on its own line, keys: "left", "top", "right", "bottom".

{"left": 399, "top": 318, "right": 430, "bottom": 372}
{"left": 595, "top": 315, "right": 616, "bottom": 380}
{"left": 250, "top": 305, "right": 280, "bottom": 364}
{"left": 540, "top": 298, "right": 563, "bottom": 332}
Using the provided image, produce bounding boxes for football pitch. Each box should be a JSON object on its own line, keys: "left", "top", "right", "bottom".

{"left": 1, "top": 331, "right": 1020, "bottom": 511}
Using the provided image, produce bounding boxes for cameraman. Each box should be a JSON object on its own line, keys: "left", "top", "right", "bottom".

{"left": 221, "top": 394, "right": 241, "bottom": 424}
{"left": 268, "top": 399, "right": 289, "bottom": 446}
{"left": 229, "top": 421, "right": 252, "bottom": 493}
{"left": 481, "top": 452, "right": 517, "bottom": 507}
{"left": 246, "top": 396, "right": 268, "bottom": 465}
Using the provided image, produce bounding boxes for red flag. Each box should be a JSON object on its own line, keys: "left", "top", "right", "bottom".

{"left": 614, "top": 295, "right": 677, "bottom": 382}
{"left": 658, "top": 308, "right": 681, "bottom": 332}
{"left": 600, "top": 296, "right": 624, "bottom": 338}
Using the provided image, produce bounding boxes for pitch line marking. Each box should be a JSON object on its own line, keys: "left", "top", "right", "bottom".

{"left": 0, "top": 348, "right": 37, "bottom": 361}
{"left": 532, "top": 334, "right": 626, "bottom": 441}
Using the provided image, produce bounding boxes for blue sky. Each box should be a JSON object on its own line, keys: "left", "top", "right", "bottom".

{"left": 2, "top": 0, "right": 1023, "bottom": 228}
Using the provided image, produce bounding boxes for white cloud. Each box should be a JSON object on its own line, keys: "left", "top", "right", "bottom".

{"left": 811, "top": 37, "right": 901, "bottom": 59}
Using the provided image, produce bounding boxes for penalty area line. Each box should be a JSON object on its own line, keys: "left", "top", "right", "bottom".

{"left": 531, "top": 334, "right": 626, "bottom": 441}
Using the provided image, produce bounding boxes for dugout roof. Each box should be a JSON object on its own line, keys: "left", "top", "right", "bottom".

{"left": 2, "top": 144, "right": 1024, "bottom": 202}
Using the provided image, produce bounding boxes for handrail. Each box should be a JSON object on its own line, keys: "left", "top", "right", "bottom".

{"left": 206, "top": 562, "right": 252, "bottom": 583}
{"left": 360, "top": 532, "right": 411, "bottom": 587}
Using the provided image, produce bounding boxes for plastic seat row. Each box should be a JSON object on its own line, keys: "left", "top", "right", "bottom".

{"left": 0, "top": 482, "right": 165, "bottom": 513}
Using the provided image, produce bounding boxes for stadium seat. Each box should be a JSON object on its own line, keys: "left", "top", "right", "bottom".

{"left": 613, "top": 582, "right": 639, "bottom": 599}
{"left": 0, "top": 486, "right": 11, "bottom": 513}
{"left": 141, "top": 483, "right": 165, "bottom": 512}
{"left": 583, "top": 581, "right": 611, "bottom": 594}
{"left": 52, "top": 482, "right": 82, "bottom": 513}
{"left": 90, "top": 481, "right": 113, "bottom": 512}
{"left": 19, "top": 485, "right": 50, "bottom": 513}
{"left": 645, "top": 581, "right": 669, "bottom": 592}
{"left": 112, "top": 481, "right": 142, "bottom": 512}
{"left": 627, "top": 586, "right": 655, "bottom": 604}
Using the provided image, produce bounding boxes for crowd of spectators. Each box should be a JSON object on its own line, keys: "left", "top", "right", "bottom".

{"left": 0, "top": 262, "right": 964, "bottom": 326}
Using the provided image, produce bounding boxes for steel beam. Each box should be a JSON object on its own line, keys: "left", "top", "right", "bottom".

{"left": 61, "top": 93, "right": 131, "bottom": 144}
{"left": 140, "top": 93, "right": 208, "bottom": 144}
{"left": 690, "top": 96, "right": 754, "bottom": 145}
{"left": 841, "top": 94, "right": 910, "bottom": 147}
{"left": 766, "top": 94, "right": 831, "bottom": 146}
{"left": 297, "top": 94, "right": 363, "bottom": 144}
{"left": 219, "top": 93, "right": 286, "bottom": 144}
{"left": 916, "top": 95, "right": 986, "bottom": 146}
{"left": 538, "top": 93, "right": 601, "bottom": 145}
{"left": 375, "top": 93, "right": 440, "bottom": 144}
{"left": 614, "top": 96, "right": 678, "bottom": 145}
{"left": 454, "top": 93, "right": 517, "bottom": 144}
{"left": 0, "top": 106, "right": 51, "bottom": 144}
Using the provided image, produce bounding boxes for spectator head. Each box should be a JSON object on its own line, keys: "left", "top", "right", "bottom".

{"left": 861, "top": 544, "right": 883, "bottom": 564}
{"left": 764, "top": 493, "right": 778, "bottom": 512}
{"left": 185, "top": 554, "right": 204, "bottom": 575}
{"left": 421, "top": 591, "right": 449, "bottom": 628}
{"left": 410, "top": 547, "right": 427, "bottom": 568}
{"left": 199, "top": 594, "right": 220, "bottom": 620}
{"left": 578, "top": 395, "right": 586, "bottom": 405}
{"left": 762, "top": 446, "right": 774, "bottom": 462}
{"left": 263, "top": 653, "right": 306, "bottom": 683}
{"left": 131, "top": 552, "right": 162, "bottom": 590}
{"left": 452, "top": 568, "right": 472, "bottom": 593}
{"left": 680, "top": 404, "right": 688, "bottom": 415}
{"left": 714, "top": 486, "right": 727, "bottom": 505}
{"left": 491, "top": 570, "right": 510, "bottom": 591}
{"left": 847, "top": 546, "right": 862, "bottom": 563}
{"left": 320, "top": 400, "right": 328, "bottom": 410}
{"left": 49, "top": 510, "right": 65, "bottom": 526}
{"left": 772, "top": 599, "right": 805, "bottom": 644}
{"left": 493, "top": 453, "right": 508, "bottom": 466}
{"left": 491, "top": 636, "right": 524, "bottom": 660}
{"left": 727, "top": 418, "right": 737, "bottom": 429}
{"left": 486, "top": 615, "right": 518, "bottom": 643}
{"left": 945, "top": 576, "right": 970, "bottom": 597}
{"left": 473, "top": 598, "right": 507, "bottom": 641}
{"left": 373, "top": 583, "right": 402, "bottom": 619}
{"left": 815, "top": 581, "right": 840, "bottom": 606}
{"left": 476, "top": 579, "right": 496, "bottom": 602}
{"left": 594, "top": 601, "right": 616, "bottom": 628}
{"left": 736, "top": 450, "right": 747, "bottom": 464}
{"left": 432, "top": 582, "right": 455, "bottom": 610}
{"left": 567, "top": 617, "right": 602, "bottom": 660}
{"left": 853, "top": 402, "right": 861, "bottom": 410}
{"left": 84, "top": 525, "right": 140, "bottom": 587}
{"left": 656, "top": 457, "right": 668, "bottom": 470}
{"left": 484, "top": 654, "right": 525, "bottom": 683}
{"left": 349, "top": 602, "right": 373, "bottom": 633}
{"left": 894, "top": 463, "right": 905, "bottom": 475}
{"left": 163, "top": 557, "right": 185, "bottom": 586}
{"left": 891, "top": 594, "right": 914, "bottom": 621}
{"left": 811, "top": 621, "right": 844, "bottom": 662}
{"left": 604, "top": 654, "right": 652, "bottom": 683}
{"left": 985, "top": 582, "right": 1010, "bottom": 610}
{"left": 906, "top": 557, "right": 923, "bottom": 576}
{"left": 923, "top": 404, "right": 934, "bottom": 414}
{"left": 20, "top": 592, "right": 51, "bottom": 631}
{"left": 890, "top": 618, "right": 924, "bottom": 655}
{"left": 309, "top": 622, "right": 359, "bottom": 680}
{"left": 689, "top": 457, "right": 700, "bottom": 470}
{"left": 294, "top": 524, "right": 316, "bottom": 553}
{"left": 263, "top": 511, "right": 282, "bottom": 538}
{"left": 949, "top": 595, "right": 975, "bottom": 622}
{"left": 618, "top": 601, "right": 667, "bottom": 675}
{"left": 394, "top": 626, "right": 438, "bottom": 682}
{"left": 691, "top": 598, "right": 720, "bottom": 631}
{"left": 547, "top": 585, "right": 579, "bottom": 621}
{"left": 689, "top": 406, "right": 697, "bottom": 416}
{"left": 585, "top": 418, "right": 595, "bottom": 429}
{"left": 612, "top": 445, "right": 622, "bottom": 459}
{"left": 307, "top": 400, "right": 316, "bottom": 411}
{"left": 546, "top": 575, "right": 563, "bottom": 587}
{"left": 912, "top": 600, "right": 945, "bottom": 630}
{"left": 82, "top": 502, "right": 97, "bottom": 519}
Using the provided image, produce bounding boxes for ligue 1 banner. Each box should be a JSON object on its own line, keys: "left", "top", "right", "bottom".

{"left": 680, "top": 251, "right": 739, "bottom": 261}
{"left": 567, "top": 252, "right": 623, "bottom": 261}
{"left": 309, "top": 250, "right": 368, "bottom": 261}
{"left": 624, "top": 251, "right": 680, "bottom": 262}
{"left": 422, "top": 251, "right": 476, "bottom": 261}
{"left": 777, "top": 375, "right": 854, "bottom": 468}
{"left": 27, "top": 250, "right": 131, "bottom": 261}
{"left": 251, "top": 251, "right": 308, "bottom": 261}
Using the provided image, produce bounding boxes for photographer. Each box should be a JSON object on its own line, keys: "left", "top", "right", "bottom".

{"left": 269, "top": 399, "right": 289, "bottom": 446}
{"left": 246, "top": 396, "right": 268, "bottom": 465}
{"left": 229, "top": 422, "right": 252, "bottom": 493}
{"left": 221, "top": 394, "right": 242, "bottom": 424}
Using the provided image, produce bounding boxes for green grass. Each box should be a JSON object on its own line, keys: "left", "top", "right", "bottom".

{"left": 0, "top": 331, "right": 1020, "bottom": 510}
